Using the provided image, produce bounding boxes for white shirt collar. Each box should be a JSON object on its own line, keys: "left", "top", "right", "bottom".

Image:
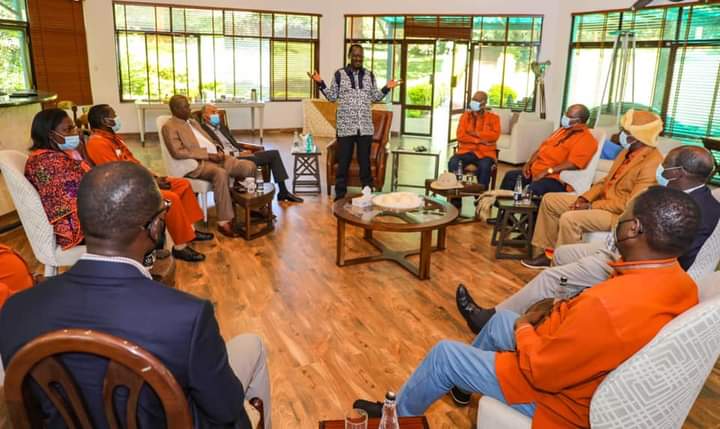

{"left": 79, "top": 253, "right": 152, "bottom": 279}
{"left": 684, "top": 184, "right": 705, "bottom": 194}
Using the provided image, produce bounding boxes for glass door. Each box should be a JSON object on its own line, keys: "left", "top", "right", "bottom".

{"left": 402, "top": 42, "right": 436, "bottom": 136}
{"left": 448, "top": 42, "right": 470, "bottom": 143}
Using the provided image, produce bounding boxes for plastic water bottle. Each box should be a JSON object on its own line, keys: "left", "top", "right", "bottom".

{"left": 456, "top": 160, "right": 464, "bottom": 180}
{"left": 255, "top": 166, "right": 264, "bottom": 190}
{"left": 513, "top": 175, "right": 523, "bottom": 204}
{"left": 306, "top": 133, "right": 314, "bottom": 153}
{"left": 292, "top": 131, "right": 301, "bottom": 152}
{"left": 379, "top": 392, "right": 399, "bottom": 429}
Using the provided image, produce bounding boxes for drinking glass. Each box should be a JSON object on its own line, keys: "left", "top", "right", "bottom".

{"left": 345, "top": 408, "right": 368, "bottom": 429}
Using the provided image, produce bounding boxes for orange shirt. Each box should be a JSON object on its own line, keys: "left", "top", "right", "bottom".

{"left": 456, "top": 111, "right": 501, "bottom": 159}
{"left": 0, "top": 245, "right": 33, "bottom": 308}
{"left": 495, "top": 259, "right": 697, "bottom": 428}
{"left": 86, "top": 129, "right": 142, "bottom": 166}
{"left": 530, "top": 125, "right": 598, "bottom": 181}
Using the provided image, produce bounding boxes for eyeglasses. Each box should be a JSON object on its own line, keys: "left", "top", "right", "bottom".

{"left": 143, "top": 199, "right": 172, "bottom": 229}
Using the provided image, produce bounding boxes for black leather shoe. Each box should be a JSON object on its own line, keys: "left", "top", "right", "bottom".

{"left": 456, "top": 284, "right": 496, "bottom": 334}
{"left": 193, "top": 231, "right": 214, "bottom": 242}
{"left": 172, "top": 246, "right": 206, "bottom": 262}
{"left": 277, "top": 192, "right": 304, "bottom": 203}
{"left": 352, "top": 399, "right": 382, "bottom": 419}
{"left": 449, "top": 386, "right": 472, "bottom": 407}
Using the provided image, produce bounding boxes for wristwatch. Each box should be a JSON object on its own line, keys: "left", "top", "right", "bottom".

{"left": 547, "top": 167, "right": 554, "bottom": 175}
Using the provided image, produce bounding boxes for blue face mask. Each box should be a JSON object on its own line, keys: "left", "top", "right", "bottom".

{"left": 469, "top": 101, "right": 485, "bottom": 112}
{"left": 111, "top": 117, "right": 122, "bottom": 133}
{"left": 618, "top": 131, "right": 632, "bottom": 150}
{"left": 656, "top": 164, "right": 681, "bottom": 187}
{"left": 560, "top": 115, "right": 573, "bottom": 129}
{"left": 58, "top": 134, "right": 80, "bottom": 151}
{"left": 209, "top": 114, "right": 221, "bottom": 126}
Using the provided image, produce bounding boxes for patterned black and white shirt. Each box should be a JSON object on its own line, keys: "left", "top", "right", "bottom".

{"left": 318, "top": 66, "right": 390, "bottom": 138}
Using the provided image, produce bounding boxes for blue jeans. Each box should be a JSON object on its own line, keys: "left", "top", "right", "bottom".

{"left": 500, "top": 169, "right": 566, "bottom": 196}
{"left": 448, "top": 152, "right": 494, "bottom": 187}
{"left": 396, "top": 310, "right": 536, "bottom": 417}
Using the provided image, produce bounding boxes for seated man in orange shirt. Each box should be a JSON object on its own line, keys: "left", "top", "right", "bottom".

{"left": 0, "top": 244, "right": 34, "bottom": 308}
{"left": 354, "top": 186, "right": 700, "bottom": 428}
{"left": 447, "top": 91, "right": 500, "bottom": 188}
{"left": 500, "top": 104, "right": 597, "bottom": 196}
{"left": 85, "top": 104, "right": 213, "bottom": 262}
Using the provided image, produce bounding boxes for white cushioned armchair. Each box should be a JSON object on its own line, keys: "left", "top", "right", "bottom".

{"left": 493, "top": 109, "right": 555, "bottom": 165}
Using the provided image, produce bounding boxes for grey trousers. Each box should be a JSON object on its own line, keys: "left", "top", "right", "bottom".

{"left": 496, "top": 242, "right": 618, "bottom": 314}
{"left": 227, "top": 334, "right": 272, "bottom": 429}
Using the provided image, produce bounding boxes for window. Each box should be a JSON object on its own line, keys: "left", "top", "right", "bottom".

{"left": 0, "top": 0, "right": 32, "bottom": 91}
{"left": 565, "top": 4, "right": 720, "bottom": 143}
{"left": 344, "top": 15, "right": 543, "bottom": 111}
{"left": 113, "top": 2, "right": 319, "bottom": 102}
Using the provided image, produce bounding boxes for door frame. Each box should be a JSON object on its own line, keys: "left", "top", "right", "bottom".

{"left": 401, "top": 40, "right": 437, "bottom": 136}
{"left": 447, "top": 41, "right": 471, "bottom": 144}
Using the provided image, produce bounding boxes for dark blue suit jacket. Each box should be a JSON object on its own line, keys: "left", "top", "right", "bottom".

{"left": 0, "top": 259, "right": 251, "bottom": 429}
{"left": 681, "top": 186, "right": 720, "bottom": 270}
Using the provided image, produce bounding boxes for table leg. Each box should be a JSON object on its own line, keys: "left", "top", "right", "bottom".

{"left": 419, "top": 230, "right": 432, "bottom": 279}
{"left": 437, "top": 227, "right": 447, "bottom": 250}
{"left": 244, "top": 206, "right": 252, "bottom": 240}
{"left": 251, "top": 107, "right": 256, "bottom": 142}
{"left": 137, "top": 108, "right": 145, "bottom": 147}
{"left": 336, "top": 219, "right": 346, "bottom": 266}
{"left": 259, "top": 107, "right": 264, "bottom": 143}
{"left": 391, "top": 152, "right": 398, "bottom": 192}
{"left": 434, "top": 153, "right": 440, "bottom": 179}
{"left": 364, "top": 229, "right": 373, "bottom": 240}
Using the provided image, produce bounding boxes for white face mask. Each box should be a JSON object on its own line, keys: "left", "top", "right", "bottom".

{"left": 619, "top": 131, "right": 632, "bottom": 150}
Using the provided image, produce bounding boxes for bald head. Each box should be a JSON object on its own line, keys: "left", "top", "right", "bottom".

{"left": 169, "top": 95, "right": 191, "bottom": 120}
{"left": 471, "top": 91, "right": 488, "bottom": 104}
{"left": 667, "top": 146, "right": 715, "bottom": 179}
{"left": 78, "top": 162, "right": 162, "bottom": 245}
{"left": 566, "top": 104, "right": 590, "bottom": 124}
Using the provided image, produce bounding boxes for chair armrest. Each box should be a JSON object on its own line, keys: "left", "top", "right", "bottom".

{"left": 237, "top": 143, "right": 264, "bottom": 153}
{"left": 326, "top": 139, "right": 337, "bottom": 168}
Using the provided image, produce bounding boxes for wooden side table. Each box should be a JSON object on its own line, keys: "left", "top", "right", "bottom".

{"left": 230, "top": 183, "right": 275, "bottom": 240}
{"left": 424, "top": 178, "right": 486, "bottom": 225}
{"left": 319, "top": 416, "right": 429, "bottom": 428}
{"left": 292, "top": 151, "right": 322, "bottom": 194}
{"left": 492, "top": 197, "right": 539, "bottom": 259}
{"left": 391, "top": 149, "right": 440, "bottom": 191}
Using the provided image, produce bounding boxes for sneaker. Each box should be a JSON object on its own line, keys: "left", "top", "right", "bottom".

{"left": 449, "top": 386, "right": 471, "bottom": 407}
{"left": 520, "top": 254, "right": 551, "bottom": 269}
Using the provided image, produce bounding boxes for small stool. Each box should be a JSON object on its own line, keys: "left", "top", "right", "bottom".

{"left": 492, "top": 197, "right": 539, "bottom": 259}
{"left": 292, "top": 151, "right": 322, "bottom": 194}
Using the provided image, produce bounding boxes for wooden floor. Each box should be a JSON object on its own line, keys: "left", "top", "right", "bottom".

{"left": 1, "top": 131, "right": 719, "bottom": 428}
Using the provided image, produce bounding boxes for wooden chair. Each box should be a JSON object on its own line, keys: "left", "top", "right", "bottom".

{"left": 450, "top": 144, "right": 499, "bottom": 190}
{"left": 326, "top": 110, "right": 393, "bottom": 195}
{"left": 4, "top": 329, "right": 263, "bottom": 429}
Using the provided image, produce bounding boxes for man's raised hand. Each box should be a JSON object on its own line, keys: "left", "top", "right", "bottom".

{"left": 307, "top": 71, "right": 322, "bottom": 83}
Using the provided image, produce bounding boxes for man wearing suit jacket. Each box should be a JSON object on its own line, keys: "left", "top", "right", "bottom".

{"left": 198, "top": 104, "right": 302, "bottom": 203}
{"left": 162, "top": 95, "right": 255, "bottom": 238}
{"left": 457, "top": 145, "right": 720, "bottom": 337}
{"left": 522, "top": 109, "right": 664, "bottom": 268}
{"left": 0, "top": 162, "right": 271, "bottom": 428}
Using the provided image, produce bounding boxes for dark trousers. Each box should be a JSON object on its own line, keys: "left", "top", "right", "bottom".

{"left": 242, "top": 149, "right": 288, "bottom": 182}
{"left": 500, "top": 169, "right": 566, "bottom": 196}
{"left": 335, "top": 134, "right": 373, "bottom": 197}
{"left": 447, "top": 152, "right": 494, "bottom": 187}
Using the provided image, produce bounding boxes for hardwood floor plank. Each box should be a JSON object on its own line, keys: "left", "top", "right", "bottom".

{"left": 1, "top": 131, "right": 718, "bottom": 428}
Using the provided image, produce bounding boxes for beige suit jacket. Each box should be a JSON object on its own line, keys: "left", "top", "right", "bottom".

{"left": 161, "top": 116, "right": 222, "bottom": 177}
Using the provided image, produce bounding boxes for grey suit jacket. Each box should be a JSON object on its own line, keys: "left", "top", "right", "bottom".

{"left": 161, "top": 116, "right": 223, "bottom": 177}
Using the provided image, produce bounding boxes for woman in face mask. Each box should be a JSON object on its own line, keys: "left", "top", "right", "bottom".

{"left": 24, "top": 108, "right": 91, "bottom": 250}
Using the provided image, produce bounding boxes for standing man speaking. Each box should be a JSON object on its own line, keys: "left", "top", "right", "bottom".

{"left": 308, "top": 44, "right": 401, "bottom": 201}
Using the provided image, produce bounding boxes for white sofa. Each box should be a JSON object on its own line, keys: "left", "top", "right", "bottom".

{"left": 493, "top": 109, "right": 555, "bottom": 165}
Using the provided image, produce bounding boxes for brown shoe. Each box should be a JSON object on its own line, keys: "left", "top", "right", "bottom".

{"left": 521, "top": 254, "right": 551, "bottom": 269}
{"left": 217, "top": 222, "right": 241, "bottom": 238}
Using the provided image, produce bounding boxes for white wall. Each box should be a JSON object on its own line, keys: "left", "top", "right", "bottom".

{"left": 86, "top": 0, "right": 694, "bottom": 134}
{"left": 84, "top": 0, "right": 565, "bottom": 134}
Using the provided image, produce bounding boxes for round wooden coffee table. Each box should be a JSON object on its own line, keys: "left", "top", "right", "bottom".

{"left": 333, "top": 195, "right": 458, "bottom": 280}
